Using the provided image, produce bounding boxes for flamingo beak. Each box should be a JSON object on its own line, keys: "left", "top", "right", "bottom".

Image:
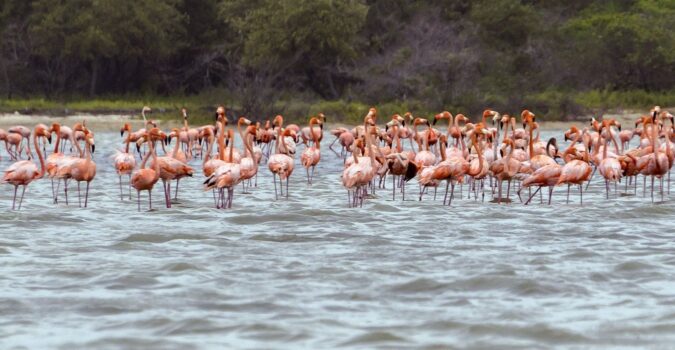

{"left": 47, "top": 135, "right": 52, "bottom": 144}
{"left": 91, "top": 144, "right": 95, "bottom": 153}
{"left": 432, "top": 118, "right": 437, "bottom": 126}
{"left": 120, "top": 130, "right": 124, "bottom": 137}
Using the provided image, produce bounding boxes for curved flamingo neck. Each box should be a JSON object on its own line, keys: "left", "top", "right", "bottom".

{"left": 439, "top": 140, "right": 447, "bottom": 162}
{"left": 468, "top": 136, "right": 483, "bottom": 177}
{"left": 364, "top": 124, "right": 376, "bottom": 165}
{"left": 312, "top": 123, "right": 320, "bottom": 150}
{"left": 528, "top": 122, "right": 534, "bottom": 159}
{"left": 237, "top": 121, "right": 247, "bottom": 155}
{"left": 447, "top": 115, "right": 453, "bottom": 136}
{"left": 53, "top": 129, "right": 61, "bottom": 154}
{"left": 218, "top": 123, "right": 225, "bottom": 160}
{"left": 203, "top": 135, "right": 214, "bottom": 166}
{"left": 124, "top": 132, "right": 131, "bottom": 153}
{"left": 502, "top": 119, "right": 510, "bottom": 143}
{"left": 73, "top": 134, "right": 84, "bottom": 158}
{"left": 228, "top": 132, "right": 235, "bottom": 163}
{"left": 34, "top": 133, "right": 45, "bottom": 177}
{"left": 151, "top": 141, "right": 160, "bottom": 180}
{"left": 393, "top": 125, "right": 402, "bottom": 152}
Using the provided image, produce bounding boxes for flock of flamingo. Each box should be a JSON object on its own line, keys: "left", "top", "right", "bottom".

{"left": 0, "top": 105, "right": 673, "bottom": 210}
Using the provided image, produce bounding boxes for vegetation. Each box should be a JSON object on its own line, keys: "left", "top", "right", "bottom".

{"left": 1, "top": 0, "right": 673, "bottom": 122}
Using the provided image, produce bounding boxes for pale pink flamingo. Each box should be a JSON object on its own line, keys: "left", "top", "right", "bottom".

{"left": 2, "top": 125, "right": 50, "bottom": 209}
{"left": 268, "top": 128, "right": 296, "bottom": 199}
{"left": 300, "top": 117, "right": 322, "bottom": 184}
{"left": 114, "top": 122, "right": 138, "bottom": 200}
{"left": 204, "top": 129, "right": 242, "bottom": 208}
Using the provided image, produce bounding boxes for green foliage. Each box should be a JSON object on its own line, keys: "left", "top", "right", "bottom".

{"left": 0, "top": 0, "right": 673, "bottom": 119}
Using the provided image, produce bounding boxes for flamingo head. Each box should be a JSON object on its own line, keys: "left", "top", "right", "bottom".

{"left": 50, "top": 123, "right": 61, "bottom": 135}
{"left": 273, "top": 115, "right": 284, "bottom": 127}
{"left": 239, "top": 117, "right": 252, "bottom": 127}
{"left": 35, "top": 125, "right": 52, "bottom": 144}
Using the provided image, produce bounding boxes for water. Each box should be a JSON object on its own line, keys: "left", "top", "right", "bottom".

{"left": 1, "top": 130, "right": 674, "bottom": 349}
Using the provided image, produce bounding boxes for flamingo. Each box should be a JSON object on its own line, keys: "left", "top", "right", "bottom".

{"left": 54, "top": 128, "right": 97, "bottom": 207}
{"left": 413, "top": 118, "right": 436, "bottom": 167}
{"left": 8, "top": 125, "right": 31, "bottom": 159}
{"left": 204, "top": 129, "right": 242, "bottom": 209}
{"left": 268, "top": 128, "right": 296, "bottom": 200}
{"left": 131, "top": 128, "right": 162, "bottom": 211}
{"left": 0, "top": 129, "right": 10, "bottom": 160}
{"left": 301, "top": 113, "right": 325, "bottom": 146}
{"left": 114, "top": 123, "right": 138, "bottom": 200}
{"left": 384, "top": 119, "right": 417, "bottom": 200}
{"left": 555, "top": 145, "right": 592, "bottom": 205}
{"left": 238, "top": 117, "right": 258, "bottom": 192}
{"left": 597, "top": 121, "right": 622, "bottom": 198}
{"left": 150, "top": 133, "right": 195, "bottom": 207}
{"left": 489, "top": 139, "right": 520, "bottom": 203}
{"left": 637, "top": 115, "right": 670, "bottom": 201}
{"left": 300, "top": 117, "right": 322, "bottom": 184}
{"left": 2, "top": 125, "right": 50, "bottom": 209}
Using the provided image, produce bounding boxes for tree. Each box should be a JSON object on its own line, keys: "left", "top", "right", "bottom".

{"left": 564, "top": 0, "right": 675, "bottom": 91}
{"left": 221, "top": 0, "right": 368, "bottom": 99}
{"left": 29, "top": 0, "right": 185, "bottom": 95}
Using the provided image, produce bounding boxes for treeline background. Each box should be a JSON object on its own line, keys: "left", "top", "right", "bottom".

{"left": 1, "top": 0, "right": 673, "bottom": 122}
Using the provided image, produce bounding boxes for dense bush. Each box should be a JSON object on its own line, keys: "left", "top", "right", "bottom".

{"left": 0, "top": 0, "right": 673, "bottom": 121}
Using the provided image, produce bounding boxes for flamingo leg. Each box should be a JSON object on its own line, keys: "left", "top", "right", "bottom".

{"left": 64, "top": 179, "right": 69, "bottom": 205}
{"left": 585, "top": 166, "right": 596, "bottom": 191}
{"left": 651, "top": 175, "right": 655, "bottom": 202}
{"left": 566, "top": 184, "right": 570, "bottom": 204}
{"left": 84, "top": 182, "right": 90, "bottom": 208}
{"left": 392, "top": 175, "right": 396, "bottom": 200}
{"left": 77, "top": 182, "right": 81, "bottom": 207}
{"left": 128, "top": 174, "right": 132, "bottom": 200}
{"left": 165, "top": 181, "right": 172, "bottom": 208}
{"left": 311, "top": 166, "right": 315, "bottom": 184}
{"left": 11, "top": 185, "right": 18, "bottom": 210}
{"left": 498, "top": 180, "right": 502, "bottom": 204}
{"left": 524, "top": 186, "right": 541, "bottom": 205}
{"left": 548, "top": 186, "right": 554, "bottom": 205}
{"left": 286, "top": 177, "right": 290, "bottom": 199}
{"left": 273, "top": 174, "right": 278, "bottom": 200}
{"left": 51, "top": 178, "right": 57, "bottom": 203}
{"left": 17, "top": 185, "right": 26, "bottom": 210}
{"left": 119, "top": 175, "right": 123, "bottom": 200}
{"left": 579, "top": 183, "right": 583, "bottom": 206}
{"left": 137, "top": 190, "right": 141, "bottom": 211}
{"left": 174, "top": 178, "right": 180, "bottom": 200}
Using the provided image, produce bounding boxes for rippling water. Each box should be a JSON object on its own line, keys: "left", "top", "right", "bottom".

{"left": 1, "top": 130, "right": 674, "bottom": 349}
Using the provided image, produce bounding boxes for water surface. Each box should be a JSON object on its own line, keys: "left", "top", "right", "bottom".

{"left": 0, "top": 131, "right": 674, "bottom": 349}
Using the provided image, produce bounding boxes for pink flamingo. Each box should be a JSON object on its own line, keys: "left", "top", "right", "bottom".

{"left": 131, "top": 128, "right": 162, "bottom": 211}
{"left": 55, "top": 128, "right": 97, "bottom": 207}
{"left": 114, "top": 122, "right": 138, "bottom": 200}
{"left": 204, "top": 129, "right": 241, "bottom": 209}
{"left": 268, "top": 128, "right": 296, "bottom": 199}
{"left": 300, "top": 117, "right": 322, "bottom": 184}
{"left": 2, "top": 125, "right": 50, "bottom": 209}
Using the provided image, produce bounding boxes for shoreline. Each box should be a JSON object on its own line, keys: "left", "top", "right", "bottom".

{"left": 0, "top": 109, "right": 662, "bottom": 131}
